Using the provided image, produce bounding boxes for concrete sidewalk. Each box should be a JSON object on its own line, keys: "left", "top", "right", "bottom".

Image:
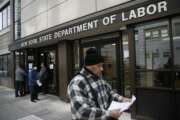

{"left": 0, "top": 86, "right": 132, "bottom": 120}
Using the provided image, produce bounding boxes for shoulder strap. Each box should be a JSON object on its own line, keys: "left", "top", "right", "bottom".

{"left": 78, "top": 73, "right": 100, "bottom": 108}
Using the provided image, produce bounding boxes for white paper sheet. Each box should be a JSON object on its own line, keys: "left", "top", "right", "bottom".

{"left": 36, "top": 80, "right": 42, "bottom": 87}
{"left": 108, "top": 95, "right": 136, "bottom": 112}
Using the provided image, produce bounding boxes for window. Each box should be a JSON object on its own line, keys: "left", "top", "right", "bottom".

{"left": 2, "top": 8, "right": 7, "bottom": 28}
{"left": 73, "top": 40, "right": 80, "bottom": 75}
{"left": 123, "top": 32, "right": 131, "bottom": 96}
{"left": 8, "top": 6, "right": 10, "bottom": 26}
{"left": 161, "top": 29, "right": 168, "bottom": 37}
{"left": 135, "top": 20, "right": 172, "bottom": 88}
{"left": 0, "top": 12, "right": 2, "bottom": 30}
{"left": 172, "top": 16, "right": 180, "bottom": 68}
{"left": 0, "top": 5, "right": 10, "bottom": 30}
{"left": 145, "top": 31, "right": 151, "bottom": 39}
{"left": 172, "top": 16, "right": 180, "bottom": 88}
{"left": 0, "top": 54, "right": 10, "bottom": 77}
{"left": 152, "top": 30, "right": 159, "bottom": 38}
{"left": 14, "top": 0, "right": 21, "bottom": 40}
{"left": 173, "top": 23, "right": 180, "bottom": 37}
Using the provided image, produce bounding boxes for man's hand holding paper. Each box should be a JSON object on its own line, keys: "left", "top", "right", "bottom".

{"left": 108, "top": 95, "right": 136, "bottom": 112}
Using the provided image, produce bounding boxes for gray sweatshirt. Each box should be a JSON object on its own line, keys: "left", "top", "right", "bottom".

{"left": 15, "top": 68, "right": 26, "bottom": 81}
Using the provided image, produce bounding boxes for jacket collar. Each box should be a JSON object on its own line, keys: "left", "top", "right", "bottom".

{"left": 80, "top": 67, "right": 99, "bottom": 81}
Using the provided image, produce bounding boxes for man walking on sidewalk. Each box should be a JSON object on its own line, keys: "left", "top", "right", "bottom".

{"left": 68, "top": 47, "right": 130, "bottom": 120}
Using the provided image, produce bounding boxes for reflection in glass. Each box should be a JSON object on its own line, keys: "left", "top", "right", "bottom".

{"left": 73, "top": 41, "right": 80, "bottom": 74}
{"left": 0, "top": 55, "right": 11, "bottom": 77}
{"left": 101, "top": 44, "right": 117, "bottom": 89}
{"left": 7, "top": 6, "right": 10, "bottom": 26}
{"left": 172, "top": 16, "right": 180, "bottom": 69}
{"left": 2, "top": 8, "right": 7, "bottom": 28}
{"left": 136, "top": 71, "right": 172, "bottom": 87}
{"left": 175, "top": 72, "right": 180, "bottom": 88}
{"left": 135, "top": 20, "right": 172, "bottom": 88}
{"left": 82, "top": 44, "right": 118, "bottom": 90}
{"left": 135, "top": 21, "right": 171, "bottom": 70}
{"left": 0, "top": 12, "right": 2, "bottom": 30}
{"left": 172, "top": 16, "right": 180, "bottom": 88}
{"left": 123, "top": 32, "right": 131, "bottom": 96}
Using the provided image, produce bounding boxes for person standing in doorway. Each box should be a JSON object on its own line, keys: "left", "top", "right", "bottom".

{"left": 28, "top": 66, "right": 39, "bottom": 102}
{"left": 68, "top": 47, "right": 131, "bottom": 120}
{"left": 15, "top": 64, "right": 27, "bottom": 97}
{"left": 39, "top": 63, "right": 49, "bottom": 94}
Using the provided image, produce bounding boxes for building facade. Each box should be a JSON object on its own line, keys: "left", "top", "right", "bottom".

{"left": 0, "top": 0, "right": 12, "bottom": 88}
{"left": 9, "top": 0, "right": 180, "bottom": 119}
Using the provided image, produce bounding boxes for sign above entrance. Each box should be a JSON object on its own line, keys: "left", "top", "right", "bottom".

{"left": 122, "top": 1, "right": 167, "bottom": 21}
{"left": 9, "top": 0, "right": 180, "bottom": 50}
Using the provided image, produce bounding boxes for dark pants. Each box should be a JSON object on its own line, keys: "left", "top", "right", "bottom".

{"left": 29, "top": 86, "right": 38, "bottom": 101}
{"left": 41, "top": 80, "right": 48, "bottom": 94}
{"left": 107, "top": 117, "right": 118, "bottom": 120}
{"left": 15, "top": 81, "right": 24, "bottom": 97}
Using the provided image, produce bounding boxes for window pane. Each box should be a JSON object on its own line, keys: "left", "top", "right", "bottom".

{"left": 136, "top": 71, "right": 172, "bottom": 87}
{"left": 135, "top": 29, "right": 145, "bottom": 69}
{"left": 2, "top": 8, "right": 7, "bottom": 28}
{"left": 101, "top": 44, "right": 117, "bottom": 89}
{"left": 0, "top": 12, "right": 2, "bottom": 30}
{"left": 173, "top": 23, "right": 180, "bottom": 37}
{"left": 161, "top": 29, "right": 168, "bottom": 37}
{"left": 175, "top": 71, "right": 180, "bottom": 88}
{"left": 135, "top": 20, "right": 172, "bottom": 88}
{"left": 172, "top": 16, "right": 180, "bottom": 88}
{"left": 135, "top": 20, "right": 171, "bottom": 70}
{"left": 3, "top": 56, "right": 7, "bottom": 77}
{"left": 0, "top": 54, "right": 11, "bottom": 77}
{"left": 123, "top": 32, "right": 131, "bottom": 96}
{"left": 152, "top": 30, "right": 159, "bottom": 38}
{"left": 73, "top": 41, "right": 80, "bottom": 74}
{"left": 145, "top": 31, "right": 151, "bottom": 39}
{"left": 7, "top": 55, "right": 10, "bottom": 76}
{"left": 0, "top": 56, "right": 2, "bottom": 77}
{"left": 172, "top": 16, "right": 180, "bottom": 69}
{"left": 8, "top": 6, "right": 10, "bottom": 26}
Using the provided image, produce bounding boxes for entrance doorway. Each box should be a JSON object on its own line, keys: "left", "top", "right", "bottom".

{"left": 26, "top": 47, "right": 57, "bottom": 95}
{"left": 38, "top": 49, "right": 57, "bottom": 94}
{"left": 82, "top": 42, "right": 119, "bottom": 91}
{"left": 80, "top": 33, "right": 131, "bottom": 95}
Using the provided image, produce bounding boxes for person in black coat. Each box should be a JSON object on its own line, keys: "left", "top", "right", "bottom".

{"left": 39, "top": 63, "right": 49, "bottom": 94}
{"left": 28, "top": 66, "right": 39, "bottom": 102}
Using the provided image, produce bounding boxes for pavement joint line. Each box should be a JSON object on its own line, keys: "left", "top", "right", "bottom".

{"left": 17, "top": 115, "right": 43, "bottom": 120}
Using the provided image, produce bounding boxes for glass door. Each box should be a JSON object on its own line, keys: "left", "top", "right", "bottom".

{"left": 122, "top": 32, "right": 131, "bottom": 97}
{"left": 81, "top": 38, "right": 122, "bottom": 93}
{"left": 47, "top": 50, "right": 56, "bottom": 94}
{"left": 172, "top": 16, "right": 180, "bottom": 120}
{"left": 39, "top": 49, "right": 57, "bottom": 94}
{"left": 101, "top": 43, "right": 118, "bottom": 90}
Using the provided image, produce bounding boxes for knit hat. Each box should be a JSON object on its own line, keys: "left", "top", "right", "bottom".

{"left": 85, "top": 47, "right": 104, "bottom": 65}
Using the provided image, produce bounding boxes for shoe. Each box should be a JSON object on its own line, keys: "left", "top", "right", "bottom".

{"left": 31, "top": 100, "right": 36, "bottom": 102}
{"left": 35, "top": 98, "right": 40, "bottom": 100}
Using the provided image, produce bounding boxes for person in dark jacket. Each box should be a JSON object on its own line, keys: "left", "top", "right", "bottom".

{"left": 15, "top": 64, "right": 27, "bottom": 97}
{"left": 68, "top": 48, "right": 131, "bottom": 120}
{"left": 39, "top": 63, "right": 49, "bottom": 94}
{"left": 28, "top": 66, "right": 39, "bottom": 102}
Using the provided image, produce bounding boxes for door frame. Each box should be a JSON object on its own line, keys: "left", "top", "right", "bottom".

{"left": 79, "top": 32, "right": 125, "bottom": 94}
{"left": 37, "top": 45, "right": 58, "bottom": 95}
